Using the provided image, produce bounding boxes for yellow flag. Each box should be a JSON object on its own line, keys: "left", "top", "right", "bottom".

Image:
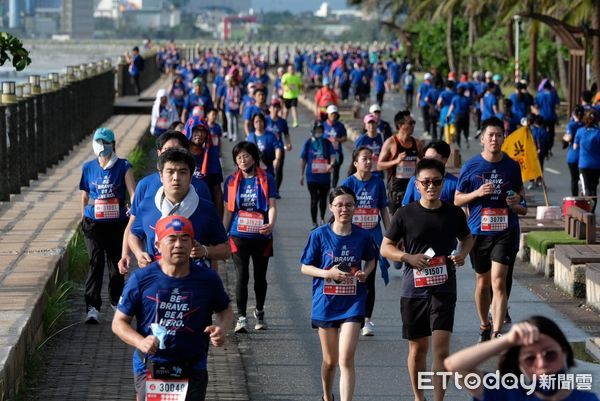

{"left": 501, "top": 126, "right": 543, "bottom": 182}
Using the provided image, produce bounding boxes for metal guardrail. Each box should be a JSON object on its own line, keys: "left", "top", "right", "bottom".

{"left": 0, "top": 60, "right": 115, "bottom": 201}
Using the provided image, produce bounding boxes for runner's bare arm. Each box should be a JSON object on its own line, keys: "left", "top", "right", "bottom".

{"left": 380, "top": 237, "right": 429, "bottom": 269}
{"left": 356, "top": 258, "right": 376, "bottom": 282}
{"left": 112, "top": 311, "right": 158, "bottom": 354}
{"left": 376, "top": 138, "right": 397, "bottom": 170}
{"left": 128, "top": 232, "right": 152, "bottom": 267}
{"left": 380, "top": 207, "right": 391, "bottom": 231}
{"left": 300, "top": 159, "right": 306, "bottom": 186}
{"left": 81, "top": 190, "right": 89, "bottom": 219}
{"left": 205, "top": 305, "right": 233, "bottom": 347}
{"left": 222, "top": 205, "right": 233, "bottom": 231}
{"left": 449, "top": 234, "right": 475, "bottom": 267}
{"left": 301, "top": 263, "right": 350, "bottom": 281}
{"left": 124, "top": 169, "right": 136, "bottom": 204}
{"left": 118, "top": 215, "right": 136, "bottom": 274}
{"left": 454, "top": 183, "right": 495, "bottom": 207}
{"left": 203, "top": 241, "right": 231, "bottom": 260}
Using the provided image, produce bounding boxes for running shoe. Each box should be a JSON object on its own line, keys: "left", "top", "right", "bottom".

{"left": 254, "top": 310, "right": 268, "bottom": 330}
{"left": 478, "top": 323, "right": 492, "bottom": 343}
{"left": 361, "top": 320, "right": 375, "bottom": 336}
{"left": 504, "top": 309, "right": 512, "bottom": 324}
{"left": 85, "top": 307, "right": 99, "bottom": 324}
{"left": 493, "top": 331, "right": 502, "bottom": 339}
{"left": 235, "top": 316, "right": 249, "bottom": 333}
{"left": 293, "top": 121, "right": 299, "bottom": 128}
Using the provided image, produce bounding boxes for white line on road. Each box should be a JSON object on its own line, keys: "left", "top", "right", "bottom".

{"left": 544, "top": 167, "right": 560, "bottom": 175}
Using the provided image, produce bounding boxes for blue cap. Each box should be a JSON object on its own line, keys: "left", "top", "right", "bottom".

{"left": 93, "top": 127, "right": 115, "bottom": 143}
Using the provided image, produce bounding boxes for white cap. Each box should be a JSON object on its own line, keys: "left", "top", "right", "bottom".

{"left": 406, "top": 64, "right": 413, "bottom": 70}
{"left": 326, "top": 105, "right": 339, "bottom": 114}
{"left": 424, "top": 72, "right": 433, "bottom": 81}
{"left": 485, "top": 71, "right": 493, "bottom": 79}
{"left": 369, "top": 104, "right": 381, "bottom": 113}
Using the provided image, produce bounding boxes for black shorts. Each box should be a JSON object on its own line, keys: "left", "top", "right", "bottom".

{"left": 283, "top": 98, "right": 298, "bottom": 108}
{"left": 135, "top": 370, "right": 208, "bottom": 401}
{"left": 470, "top": 228, "right": 518, "bottom": 274}
{"left": 400, "top": 292, "right": 456, "bottom": 340}
{"left": 312, "top": 316, "right": 363, "bottom": 329}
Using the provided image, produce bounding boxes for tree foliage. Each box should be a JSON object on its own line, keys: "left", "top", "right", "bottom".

{"left": 0, "top": 32, "right": 31, "bottom": 71}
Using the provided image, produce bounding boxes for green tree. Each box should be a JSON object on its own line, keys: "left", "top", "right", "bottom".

{"left": 0, "top": 32, "right": 31, "bottom": 71}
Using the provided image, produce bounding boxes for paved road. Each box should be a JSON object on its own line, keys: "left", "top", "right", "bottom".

{"left": 222, "top": 90, "right": 600, "bottom": 401}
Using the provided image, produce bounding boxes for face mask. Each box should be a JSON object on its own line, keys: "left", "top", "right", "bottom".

{"left": 92, "top": 140, "right": 104, "bottom": 157}
{"left": 313, "top": 132, "right": 323, "bottom": 139}
{"left": 99, "top": 144, "right": 113, "bottom": 158}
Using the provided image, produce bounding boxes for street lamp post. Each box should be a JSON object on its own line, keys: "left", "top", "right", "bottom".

{"left": 514, "top": 15, "right": 521, "bottom": 83}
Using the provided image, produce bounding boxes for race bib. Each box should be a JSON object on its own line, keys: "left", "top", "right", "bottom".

{"left": 146, "top": 371, "right": 188, "bottom": 401}
{"left": 323, "top": 275, "right": 357, "bottom": 295}
{"left": 352, "top": 208, "right": 379, "bottom": 230}
{"left": 289, "top": 84, "right": 297, "bottom": 91}
{"left": 395, "top": 159, "right": 416, "bottom": 179}
{"left": 481, "top": 208, "right": 509, "bottom": 232}
{"left": 237, "top": 210, "right": 264, "bottom": 233}
{"left": 94, "top": 198, "right": 120, "bottom": 220}
{"left": 413, "top": 256, "right": 448, "bottom": 288}
{"left": 311, "top": 157, "right": 329, "bottom": 174}
{"left": 173, "top": 88, "right": 184, "bottom": 98}
{"left": 156, "top": 117, "right": 170, "bottom": 130}
{"left": 211, "top": 134, "right": 220, "bottom": 147}
{"left": 192, "top": 105, "right": 204, "bottom": 118}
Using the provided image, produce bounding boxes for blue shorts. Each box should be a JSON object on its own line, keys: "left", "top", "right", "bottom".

{"left": 311, "top": 316, "right": 364, "bottom": 329}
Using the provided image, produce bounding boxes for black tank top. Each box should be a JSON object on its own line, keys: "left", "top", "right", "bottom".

{"left": 387, "top": 136, "right": 419, "bottom": 191}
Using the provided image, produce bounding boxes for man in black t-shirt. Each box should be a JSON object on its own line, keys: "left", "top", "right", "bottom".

{"left": 381, "top": 158, "right": 474, "bottom": 401}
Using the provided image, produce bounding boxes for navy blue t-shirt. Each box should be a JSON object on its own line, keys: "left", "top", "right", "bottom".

{"left": 301, "top": 137, "right": 334, "bottom": 185}
{"left": 323, "top": 120, "right": 347, "bottom": 157}
{"left": 118, "top": 261, "right": 230, "bottom": 374}
{"left": 300, "top": 224, "right": 376, "bottom": 321}
{"left": 79, "top": 158, "right": 131, "bottom": 222}
{"left": 247, "top": 131, "right": 283, "bottom": 176}
{"left": 457, "top": 154, "right": 523, "bottom": 236}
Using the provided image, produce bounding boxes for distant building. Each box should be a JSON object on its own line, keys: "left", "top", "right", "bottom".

{"left": 184, "top": 0, "right": 249, "bottom": 14}
{"left": 61, "top": 0, "right": 94, "bottom": 38}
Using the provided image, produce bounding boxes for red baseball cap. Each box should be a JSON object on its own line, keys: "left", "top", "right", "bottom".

{"left": 155, "top": 215, "right": 195, "bottom": 242}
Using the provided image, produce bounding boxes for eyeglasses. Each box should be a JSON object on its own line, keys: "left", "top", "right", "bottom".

{"left": 417, "top": 178, "right": 444, "bottom": 187}
{"left": 520, "top": 349, "right": 561, "bottom": 368}
{"left": 331, "top": 203, "right": 355, "bottom": 210}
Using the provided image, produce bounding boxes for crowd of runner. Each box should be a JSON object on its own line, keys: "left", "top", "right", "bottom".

{"left": 80, "top": 41, "right": 600, "bottom": 401}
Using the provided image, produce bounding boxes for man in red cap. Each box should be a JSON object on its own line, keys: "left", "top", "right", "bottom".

{"left": 113, "top": 214, "right": 233, "bottom": 401}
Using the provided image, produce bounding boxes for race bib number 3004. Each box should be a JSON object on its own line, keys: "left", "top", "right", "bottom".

{"left": 146, "top": 371, "right": 188, "bottom": 401}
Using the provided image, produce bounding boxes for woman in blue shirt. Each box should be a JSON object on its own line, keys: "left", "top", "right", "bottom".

{"left": 341, "top": 147, "right": 390, "bottom": 336}
{"left": 301, "top": 120, "right": 335, "bottom": 229}
{"left": 445, "top": 315, "right": 599, "bottom": 401}
{"left": 301, "top": 186, "right": 376, "bottom": 401}
{"left": 563, "top": 105, "right": 585, "bottom": 196}
{"left": 574, "top": 110, "right": 600, "bottom": 212}
{"left": 79, "top": 128, "right": 136, "bottom": 324}
{"left": 223, "top": 141, "right": 277, "bottom": 334}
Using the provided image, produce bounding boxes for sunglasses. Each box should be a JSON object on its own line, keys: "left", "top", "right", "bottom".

{"left": 417, "top": 178, "right": 444, "bottom": 187}
{"left": 520, "top": 349, "right": 561, "bottom": 368}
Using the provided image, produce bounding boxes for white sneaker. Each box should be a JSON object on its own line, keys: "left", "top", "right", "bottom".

{"left": 85, "top": 307, "right": 99, "bottom": 324}
{"left": 361, "top": 320, "right": 375, "bottom": 336}
{"left": 234, "top": 316, "right": 249, "bottom": 333}
{"left": 254, "top": 310, "right": 268, "bottom": 330}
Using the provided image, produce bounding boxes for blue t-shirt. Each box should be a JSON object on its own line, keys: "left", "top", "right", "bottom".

{"left": 300, "top": 224, "right": 377, "bottom": 321}
{"left": 183, "top": 91, "right": 213, "bottom": 119}
{"left": 266, "top": 116, "right": 289, "bottom": 143}
{"left": 340, "top": 174, "right": 390, "bottom": 284}
{"left": 243, "top": 104, "right": 267, "bottom": 122}
{"left": 439, "top": 89, "right": 456, "bottom": 107}
{"left": 350, "top": 69, "right": 364, "bottom": 87}
{"left": 79, "top": 158, "right": 131, "bottom": 222}
{"left": 402, "top": 72, "right": 415, "bottom": 90}
{"left": 509, "top": 92, "right": 533, "bottom": 121}
{"left": 451, "top": 95, "right": 473, "bottom": 120}
{"left": 374, "top": 72, "right": 386, "bottom": 93}
{"left": 531, "top": 125, "right": 549, "bottom": 157}
{"left": 208, "top": 123, "right": 222, "bottom": 152}
{"left": 479, "top": 387, "right": 598, "bottom": 401}
{"left": 247, "top": 131, "right": 283, "bottom": 176}
{"left": 193, "top": 146, "right": 223, "bottom": 178}
{"left": 129, "top": 54, "right": 143, "bottom": 77}
{"left": 130, "top": 173, "right": 211, "bottom": 217}
{"left": 482, "top": 92, "right": 498, "bottom": 120}
{"left": 402, "top": 172, "right": 458, "bottom": 205}
{"left": 457, "top": 154, "right": 523, "bottom": 236}
{"left": 301, "top": 137, "right": 334, "bottom": 185}
{"left": 354, "top": 133, "right": 384, "bottom": 179}
{"left": 536, "top": 90, "right": 559, "bottom": 122}
{"left": 425, "top": 87, "right": 441, "bottom": 106}
{"left": 131, "top": 195, "right": 227, "bottom": 260}
{"left": 323, "top": 120, "right": 347, "bottom": 157}
{"left": 565, "top": 120, "right": 583, "bottom": 164}
{"left": 170, "top": 82, "right": 186, "bottom": 107}
{"left": 418, "top": 82, "right": 431, "bottom": 107}
{"left": 575, "top": 126, "right": 600, "bottom": 170}
{"left": 118, "top": 261, "right": 230, "bottom": 374}
{"left": 223, "top": 173, "right": 277, "bottom": 239}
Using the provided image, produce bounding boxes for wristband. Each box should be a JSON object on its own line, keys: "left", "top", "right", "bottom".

{"left": 202, "top": 245, "right": 209, "bottom": 259}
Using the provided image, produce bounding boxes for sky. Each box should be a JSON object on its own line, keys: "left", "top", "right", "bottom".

{"left": 251, "top": 0, "right": 354, "bottom": 14}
